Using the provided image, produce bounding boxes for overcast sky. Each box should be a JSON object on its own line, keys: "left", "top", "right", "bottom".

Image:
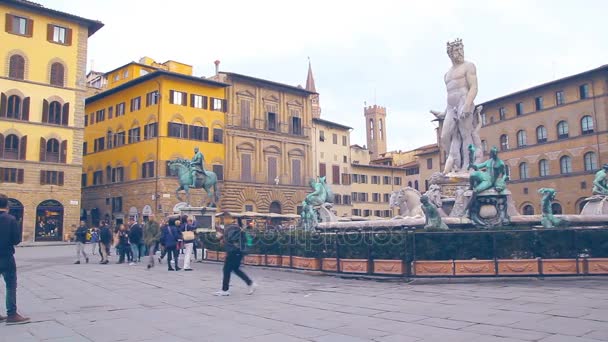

{"left": 45, "top": 0, "right": 608, "bottom": 151}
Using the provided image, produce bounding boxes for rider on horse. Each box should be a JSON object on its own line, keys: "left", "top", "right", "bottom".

{"left": 190, "top": 147, "right": 206, "bottom": 187}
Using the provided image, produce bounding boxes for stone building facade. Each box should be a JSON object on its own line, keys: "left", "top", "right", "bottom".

{"left": 0, "top": 0, "right": 102, "bottom": 241}
{"left": 479, "top": 65, "right": 608, "bottom": 215}
{"left": 212, "top": 72, "right": 316, "bottom": 214}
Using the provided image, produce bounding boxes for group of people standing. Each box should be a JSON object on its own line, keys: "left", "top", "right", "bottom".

{"left": 74, "top": 215, "right": 201, "bottom": 271}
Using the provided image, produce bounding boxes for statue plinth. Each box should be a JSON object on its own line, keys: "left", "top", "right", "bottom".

{"left": 429, "top": 172, "right": 470, "bottom": 216}
{"left": 180, "top": 206, "right": 216, "bottom": 232}
{"left": 468, "top": 189, "right": 511, "bottom": 228}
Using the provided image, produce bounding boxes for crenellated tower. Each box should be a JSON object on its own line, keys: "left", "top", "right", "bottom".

{"left": 365, "top": 105, "right": 387, "bottom": 160}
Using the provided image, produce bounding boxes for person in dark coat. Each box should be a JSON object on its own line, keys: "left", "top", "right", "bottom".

{"left": 0, "top": 194, "right": 30, "bottom": 324}
{"left": 74, "top": 221, "right": 89, "bottom": 264}
{"left": 116, "top": 224, "right": 131, "bottom": 264}
{"left": 98, "top": 221, "right": 112, "bottom": 264}
{"left": 128, "top": 218, "right": 144, "bottom": 264}
{"left": 215, "top": 218, "right": 256, "bottom": 296}
{"left": 160, "top": 218, "right": 181, "bottom": 271}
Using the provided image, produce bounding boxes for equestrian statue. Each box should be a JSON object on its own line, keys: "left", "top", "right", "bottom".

{"left": 168, "top": 147, "right": 219, "bottom": 207}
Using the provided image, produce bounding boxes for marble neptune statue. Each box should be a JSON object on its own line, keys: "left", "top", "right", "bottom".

{"left": 431, "top": 39, "right": 483, "bottom": 174}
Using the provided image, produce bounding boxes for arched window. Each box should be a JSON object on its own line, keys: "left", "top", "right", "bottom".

{"left": 407, "top": 181, "right": 412, "bottom": 187}
{"left": 106, "top": 130, "right": 113, "bottom": 149}
{"left": 539, "top": 159, "right": 549, "bottom": 177}
{"left": 516, "top": 130, "right": 527, "bottom": 147}
{"left": 500, "top": 134, "right": 509, "bottom": 151}
{"left": 9, "top": 54, "right": 25, "bottom": 79}
{"left": 48, "top": 101, "right": 62, "bottom": 124}
{"left": 581, "top": 116, "right": 594, "bottom": 135}
{"left": 50, "top": 62, "right": 64, "bottom": 86}
{"left": 557, "top": 121, "right": 569, "bottom": 139}
{"left": 379, "top": 119, "right": 383, "bottom": 140}
{"left": 536, "top": 125, "right": 547, "bottom": 143}
{"left": 46, "top": 138, "right": 60, "bottom": 163}
{"left": 560, "top": 156, "right": 572, "bottom": 174}
{"left": 584, "top": 152, "right": 597, "bottom": 171}
{"left": 369, "top": 119, "right": 374, "bottom": 139}
{"left": 7, "top": 95, "right": 21, "bottom": 119}
{"left": 551, "top": 203, "right": 562, "bottom": 215}
{"left": 481, "top": 140, "right": 487, "bottom": 152}
{"left": 4, "top": 134, "right": 19, "bottom": 160}
{"left": 519, "top": 162, "right": 529, "bottom": 180}
{"left": 522, "top": 205, "right": 534, "bottom": 215}
{"left": 414, "top": 180, "right": 419, "bottom": 190}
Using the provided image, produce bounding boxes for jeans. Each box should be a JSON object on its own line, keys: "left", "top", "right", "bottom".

{"left": 183, "top": 242, "right": 194, "bottom": 270}
{"left": 147, "top": 243, "right": 157, "bottom": 267}
{"left": 130, "top": 243, "right": 145, "bottom": 262}
{"left": 118, "top": 244, "right": 131, "bottom": 263}
{"left": 90, "top": 242, "right": 98, "bottom": 255}
{"left": 165, "top": 246, "right": 179, "bottom": 269}
{"left": 222, "top": 251, "right": 252, "bottom": 291}
{"left": 1, "top": 266, "right": 17, "bottom": 316}
{"left": 76, "top": 242, "right": 88, "bottom": 262}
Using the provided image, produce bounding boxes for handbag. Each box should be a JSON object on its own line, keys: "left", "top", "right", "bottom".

{"left": 182, "top": 230, "right": 195, "bottom": 242}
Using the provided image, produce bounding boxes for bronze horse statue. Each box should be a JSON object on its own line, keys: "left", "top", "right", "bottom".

{"left": 168, "top": 159, "right": 219, "bottom": 207}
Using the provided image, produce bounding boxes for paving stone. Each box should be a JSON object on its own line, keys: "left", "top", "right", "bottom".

{"left": 462, "top": 323, "right": 550, "bottom": 341}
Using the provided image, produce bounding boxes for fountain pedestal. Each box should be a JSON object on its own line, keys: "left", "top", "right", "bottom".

{"left": 179, "top": 206, "right": 217, "bottom": 232}
{"left": 468, "top": 189, "right": 511, "bottom": 227}
{"left": 581, "top": 195, "right": 608, "bottom": 215}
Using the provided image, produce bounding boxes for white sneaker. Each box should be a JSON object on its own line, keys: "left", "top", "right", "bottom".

{"left": 247, "top": 283, "right": 257, "bottom": 295}
{"left": 214, "top": 290, "right": 230, "bottom": 296}
{"left": 129, "top": 262, "right": 136, "bottom": 266}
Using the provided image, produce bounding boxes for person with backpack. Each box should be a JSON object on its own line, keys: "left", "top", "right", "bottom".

{"left": 214, "top": 218, "right": 256, "bottom": 296}
{"left": 160, "top": 218, "right": 181, "bottom": 271}
{"left": 74, "top": 221, "right": 89, "bottom": 264}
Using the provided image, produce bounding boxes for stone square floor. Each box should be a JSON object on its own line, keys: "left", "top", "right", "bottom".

{"left": 1, "top": 245, "right": 607, "bottom": 341}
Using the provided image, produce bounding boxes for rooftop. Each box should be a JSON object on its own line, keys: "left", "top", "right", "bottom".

{"left": 312, "top": 117, "right": 352, "bottom": 131}
{"left": 86, "top": 70, "right": 229, "bottom": 105}
{"left": 221, "top": 72, "right": 318, "bottom": 96}
{"left": 480, "top": 64, "right": 608, "bottom": 105}
{"left": 5, "top": 0, "right": 104, "bottom": 36}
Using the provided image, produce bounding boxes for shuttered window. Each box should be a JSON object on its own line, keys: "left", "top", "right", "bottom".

{"left": 332, "top": 165, "right": 340, "bottom": 185}
{"left": 292, "top": 159, "right": 302, "bottom": 185}
{"left": 50, "top": 63, "right": 64, "bottom": 86}
{"left": 240, "top": 100, "right": 251, "bottom": 127}
{"left": 268, "top": 157, "right": 277, "bottom": 184}
{"left": 5, "top": 14, "right": 33, "bottom": 37}
{"left": 241, "top": 154, "right": 252, "bottom": 182}
{"left": 8, "top": 55, "right": 25, "bottom": 79}
{"left": 319, "top": 163, "right": 326, "bottom": 177}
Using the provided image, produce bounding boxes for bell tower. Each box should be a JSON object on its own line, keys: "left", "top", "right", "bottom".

{"left": 306, "top": 59, "right": 321, "bottom": 118}
{"left": 364, "top": 105, "right": 387, "bottom": 160}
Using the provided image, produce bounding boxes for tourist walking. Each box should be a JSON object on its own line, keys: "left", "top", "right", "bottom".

{"left": 90, "top": 227, "right": 99, "bottom": 255}
{"left": 74, "top": 221, "right": 89, "bottom": 264}
{"left": 0, "top": 194, "right": 30, "bottom": 324}
{"left": 128, "top": 218, "right": 144, "bottom": 265}
{"left": 116, "top": 224, "right": 131, "bottom": 264}
{"left": 143, "top": 219, "right": 161, "bottom": 269}
{"left": 98, "top": 221, "right": 112, "bottom": 264}
{"left": 182, "top": 217, "right": 197, "bottom": 271}
{"left": 160, "top": 218, "right": 180, "bottom": 271}
{"left": 215, "top": 218, "right": 256, "bottom": 296}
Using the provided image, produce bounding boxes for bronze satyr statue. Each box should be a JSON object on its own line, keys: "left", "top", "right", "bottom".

{"left": 421, "top": 195, "right": 448, "bottom": 230}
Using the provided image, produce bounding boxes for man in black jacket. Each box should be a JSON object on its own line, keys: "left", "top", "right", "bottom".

{"left": 214, "top": 218, "right": 255, "bottom": 296}
{"left": 128, "top": 218, "right": 144, "bottom": 265}
{"left": 0, "top": 194, "right": 29, "bottom": 324}
{"left": 98, "top": 221, "right": 112, "bottom": 264}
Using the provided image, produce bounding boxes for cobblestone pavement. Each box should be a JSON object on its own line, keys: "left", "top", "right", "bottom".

{"left": 1, "top": 245, "right": 607, "bottom": 342}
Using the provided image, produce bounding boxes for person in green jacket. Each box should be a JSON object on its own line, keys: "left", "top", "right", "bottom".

{"left": 143, "top": 220, "right": 161, "bottom": 269}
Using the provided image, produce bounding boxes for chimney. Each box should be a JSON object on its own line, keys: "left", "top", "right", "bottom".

{"left": 214, "top": 60, "right": 220, "bottom": 76}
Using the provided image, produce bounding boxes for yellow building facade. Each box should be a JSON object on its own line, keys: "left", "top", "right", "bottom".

{"left": 312, "top": 117, "right": 353, "bottom": 217}
{"left": 0, "top": 0, "right": 102, "bottom": 241}
{"left": 82, "top": 58, "right": 228, "bottom": 224}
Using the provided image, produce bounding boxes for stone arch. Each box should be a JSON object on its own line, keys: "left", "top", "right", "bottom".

{"left": 45, "top": 95, "right": 65, "bottom": 104}
{"left": 42, "top": 132, "right": 62, "bottom": 142}
{"left": 551, "top": 202, "right": 563, "bottom": 215}
{"left": 168, "top": 152, "right": 185, "bottom": 160}
{"left": 5, "top": 49, "right": 30, "bottom": 79}
{"left": 288, "top": 148, "right": 305, "bottom": 157}
{"left": 210, "top": 156, "right": 223, "bottom": 164}
{"left": 190, "top": 118, "right": 206, "bottom": 126}
{"left": 2, "top": 88, "right": 25, "bottom": 98}
{"left": 47, "top": 57, "right": 68, "bottom": 87}
{"left": 145, "top": 114, "right": 157, "bottom": 124}
{"left": 237, "top": 187, "right": 263, "bottom": 210}
{"left": 169, "top": 113, "right": 185, "bottom": 123}
{"left": 1, "top": 127, "right": 23, "bottom": 138}
{"left": 210, "top": 120, "right": 223, "bottom": 129}
{"left": 520, "top": 202, "right": 535, "bottom": 215}
{"left": 237, "top": 142, "right": 255, "bottom": 151}
{"left": 130, "top": 119, "right": 140, "bottom": 128}
{"left": 264, "top": 145, "right": 281, "bottom": 155}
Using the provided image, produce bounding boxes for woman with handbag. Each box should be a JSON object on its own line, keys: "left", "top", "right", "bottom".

{"left": 182, "top": 217, "right": 197, "bottom": 271}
